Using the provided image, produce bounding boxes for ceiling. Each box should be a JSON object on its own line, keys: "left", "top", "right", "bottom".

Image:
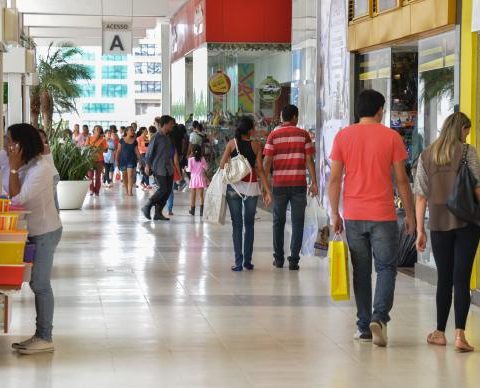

{"left": 16, "top": 0, "right": 187, "bottom": 46}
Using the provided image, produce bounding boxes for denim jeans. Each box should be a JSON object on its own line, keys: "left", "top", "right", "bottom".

{"left": 226, "top": 186, "right": 259, "bottom": 267}
{"left": 345, "top": 220, "right": 399, "bottom": 333}
{"left": 29, "top": 227, "right": 63, "bottom": 341}
{"left": 272, "top": 186, "right": 307, "bottom": 263}
{"left": 167, "top": 183, "right": 174, "bottom": 213}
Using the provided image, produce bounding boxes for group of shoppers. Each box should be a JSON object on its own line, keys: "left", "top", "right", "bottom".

{"left": 328, "top": 89, "right": 479, "bottom": 352}
{"left": 1, "top": 87, "right": 479, "bottom": 356}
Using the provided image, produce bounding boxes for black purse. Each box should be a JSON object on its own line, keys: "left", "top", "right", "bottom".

{"left": 446, "top": 144, "right": 480, "bottom": 226}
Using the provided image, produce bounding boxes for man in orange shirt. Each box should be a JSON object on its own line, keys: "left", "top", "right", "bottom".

{"left": 328, "top": 89, "right": 414, "bottom": 347}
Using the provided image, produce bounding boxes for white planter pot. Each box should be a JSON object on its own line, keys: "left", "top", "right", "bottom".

{"left": 57, "top": 180, "right": 90, "bottom": 210}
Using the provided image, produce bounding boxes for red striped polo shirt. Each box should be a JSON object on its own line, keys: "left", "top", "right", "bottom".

{"left": 264, "top": 126, "right": 314, "bottom": 187}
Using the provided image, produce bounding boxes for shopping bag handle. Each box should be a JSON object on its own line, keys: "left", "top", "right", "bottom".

{"left": 332, "top": 233, "right": 343, "bottom": 242}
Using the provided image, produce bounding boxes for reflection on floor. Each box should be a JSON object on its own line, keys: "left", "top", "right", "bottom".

{"left": 1, "top": 186, "right": 479, "bottom": 388}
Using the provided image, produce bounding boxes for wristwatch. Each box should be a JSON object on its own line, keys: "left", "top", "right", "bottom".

{"left": 10, "top": 169, "right": 18, "bottom": 175}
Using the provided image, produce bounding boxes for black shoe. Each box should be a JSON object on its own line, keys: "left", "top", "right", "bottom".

{"left": 199, "top": 205, "right": 204, "bottom": 217}
{"left": 189, "top": 207, "right": 195, "bottom": 216}
{"left": 244, "top": 263, "right": 254, "bottom": 270}
{"left": 272, "top": 258, "right": 284, "bottom": 268}
{"left": 288, "top": 257, "right": 300, "bottom": 271}
{"left": 231, "top": 265, "right": 243, "bottom": 272}
{"left": 154, "top": 214, "right": 170, "bottom": 221}
{"left": 141, "top": 205, "right": 152, "bottom": 220}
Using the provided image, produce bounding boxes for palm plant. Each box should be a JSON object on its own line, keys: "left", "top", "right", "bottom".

{"left": 31, "top": 42, "right": 91, "bottom": 131}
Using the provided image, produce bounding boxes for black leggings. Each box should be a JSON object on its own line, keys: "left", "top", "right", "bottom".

{"left": 430, "top": 224, "right": 480, "bottom": 331}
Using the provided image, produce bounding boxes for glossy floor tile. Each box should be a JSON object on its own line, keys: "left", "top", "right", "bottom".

{"left": 1, "top": 185, "right": 479, "bottom": 388}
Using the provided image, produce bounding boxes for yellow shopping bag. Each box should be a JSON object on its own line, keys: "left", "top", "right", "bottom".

{"left": 328, "top": 234, "right": 350, "bottom": 301}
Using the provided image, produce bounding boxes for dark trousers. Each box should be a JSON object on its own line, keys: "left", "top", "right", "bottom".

{"left": 103, "top": 163, "right": 114, "bottom": 184}
{"left": 150, "top": 174, "right": 173, "bottom": 213}
{"left": 140, "top": 154, "right": 149, "bottom": 186}
{"left": 88, "top": 162, "right": 103, "bottom": 195}
{"left": 430, "top": 224, "right": 480, "bottom": 331}
{"left": 272, "top": 186, "right": 307, "bottom": 262}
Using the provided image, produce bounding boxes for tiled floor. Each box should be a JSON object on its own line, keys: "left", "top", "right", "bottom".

{"left": 1, "top": 186, "right": 480, "bottom": 388}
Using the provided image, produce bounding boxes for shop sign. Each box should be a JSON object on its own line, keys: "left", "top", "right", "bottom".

{"left": 473, "top": 0, "right": 480, "bottom": 32}
{"left": 102, "top": 22, "right": 132, "bottom": 55}
{"left": 209, "top": 70, "right": 231, "bottom": 95}
{"left": 258, "top": 76, "right": 282, "bottom": 102}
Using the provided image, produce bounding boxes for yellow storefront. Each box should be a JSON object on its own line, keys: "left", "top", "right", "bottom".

{"left": 462, "top": 0, "right": 480, "bottom": 299}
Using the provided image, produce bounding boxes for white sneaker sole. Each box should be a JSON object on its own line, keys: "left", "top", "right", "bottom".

{"left": 18, "top": 347, "right": 54, "bottom": 355}
{"left": 370, "top": 322, "right": 387, "bottom": 347}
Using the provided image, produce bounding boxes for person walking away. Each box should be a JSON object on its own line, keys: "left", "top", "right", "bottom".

{"left": 72, "top": 124, "right": 80, "bottom": 141}
{"left": 166, "top": 124, "right": 188, "bottom": 215}
{"left": 85, "top": 125, "right": 107, "bottom": 196}
{"left": 415, "top": 112, "right": 480, "bottom": 352}
{"left": 137, "top": 127, "right": 150, "bottom": 189}
{"left": 188, "top": 120, "right": 206, "bottom": 156}
{"left": 142, "top": 115, "right": 180, "bottom": 221}
{"left": 103, "top": 129, "right": 116, "bottom": 188}
{"left": 4, "top": 124, "right": 62, "bottom": 354}
{"left": 116, "top": 126, "right": 140, "bottom": 196}
{"left": 38, "top": 129, "right": 60, "bottom": 211}
{"left": 188, "top": 145, "right": 209, "bottom": 216}
{"left": 263, "top": 104, "right": 318, "bottom": 271}
{"left": 221, "top": 116, "right": 273, "bottom": 271}
{"left": 328, "top": 89, "right": 415, "bottom": 347}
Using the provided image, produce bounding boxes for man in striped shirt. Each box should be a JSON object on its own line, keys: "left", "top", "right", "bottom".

{"left": 264, "top": 105, "right": 318, "bottom": 270}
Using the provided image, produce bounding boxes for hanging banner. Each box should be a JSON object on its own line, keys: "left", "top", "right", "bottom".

{"left": 258, "top": 76, "right": 281, "bottom": 102}
{"left": 103, "top": 22, "right": 132, "bottom": 55}
{"left": 473, "top": 0, "right": 480, "bottom": 32}
{"left": 209, "top": 70, "right": 231, "bottom": 96}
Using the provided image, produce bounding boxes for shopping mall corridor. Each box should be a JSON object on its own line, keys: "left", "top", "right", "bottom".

{"left": 1, "top": 186, "right": 480, "bottom": 388}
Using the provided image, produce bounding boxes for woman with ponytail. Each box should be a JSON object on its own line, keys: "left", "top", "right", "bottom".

{"left": 220, "top": 116, "right": 272, "bottom": 271}
{"left": 188, "top": 144, "right": 209, "bottom": 216}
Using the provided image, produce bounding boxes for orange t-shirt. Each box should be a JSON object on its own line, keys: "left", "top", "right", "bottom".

{"left": 86, "top": 136, "right": 108, "bottom": 162}
{"left": 137, "top": 136, "right": 149, "bottom": 154}
{"left": 330, "top": 123, "right": 408, "bottom": 221}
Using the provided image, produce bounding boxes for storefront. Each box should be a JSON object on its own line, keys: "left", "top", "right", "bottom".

{"left": 170, "top": 0, "right": 293, "bottom": 152}
{"left": 348, "top": 0, "right": 458, "bottom": 276}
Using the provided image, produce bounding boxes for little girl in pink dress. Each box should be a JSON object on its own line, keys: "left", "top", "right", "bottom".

{"left": 188, "top": 145, "right": 209, "bottom": 216}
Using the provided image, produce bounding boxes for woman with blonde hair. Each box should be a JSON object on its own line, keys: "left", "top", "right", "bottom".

{"left": 415, "top": 112, "right": 480, "bottom": 352}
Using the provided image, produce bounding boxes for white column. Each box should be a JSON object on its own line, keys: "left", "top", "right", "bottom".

{"left": 23, "top": 83, "right": 30, "bottom": 123}
{"left": 161, "top": 23, "right": 171, "bottom": 115}
{"left": 6, "top": 73, "right": 22, "bottom": 126}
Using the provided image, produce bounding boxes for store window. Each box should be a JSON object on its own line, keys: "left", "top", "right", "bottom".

{"left": 81, "top": 52, "right": 95, "bottom": 61}
{"left": 101, "top": 84, "right": 128, "bottom": 98}
{"left": 82, "top": 103, "right": 115, "bottom": 113}
{"left": 352, "top": 0, "right": 370, "bottom": 19}
{"left": 85, "top": 65, "right": 96, "bottom": 78}
{"left": 134, "top": 62, "right": 162, "bottom": 74}
{"left": 134, "top": 81, "right": 161, "bottom": 93}
{"left": 79, "top": 84, "right": 96, "bottom": 98}
{"left": 102, "top": 54, "right": 127, "bottom": 62}
{"left": 134, "top": 44, "right": 161, "bottom": 57}
{"left": 102, "top": 65, "right": 127, "bottom": 79}
{"left": 376, "top": 0, "right": 398, "bottom": 13}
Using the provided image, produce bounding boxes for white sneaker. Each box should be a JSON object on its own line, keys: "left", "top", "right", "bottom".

{"left": 353, "top": 330, "right": 373, "bottom": 343}
{"left": 370, "top": 321, "right": 388, "bottom": 347}
{"left": 15, "top": 336, "right": 54, "bottom": 355}
{"left": 11, "top": 335, "right": 36, "bottom": 350}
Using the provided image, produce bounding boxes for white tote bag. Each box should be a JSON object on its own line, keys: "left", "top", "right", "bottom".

{"left": 301, "top": 196, "right": 329, "bottom": 257}
{"left": 222, "top": 139, "right": 251, "bottom": 184}
{"left": 203, "top": 169, "right": 228, "bottom": 225}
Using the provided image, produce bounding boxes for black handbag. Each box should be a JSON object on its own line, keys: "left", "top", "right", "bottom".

{"left": 446, "top": 144, "right": 480, "bottom": 226}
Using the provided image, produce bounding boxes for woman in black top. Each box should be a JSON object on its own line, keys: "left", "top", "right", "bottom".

{"left": 220, "top": 116, "right": 272, "bottom": 271}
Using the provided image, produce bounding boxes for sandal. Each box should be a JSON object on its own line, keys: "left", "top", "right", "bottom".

{"left": 455, "top": 332, "right": 474, "bottom": 353}
{"left": 427, "top": 331, "right": 447, "bottom": 346}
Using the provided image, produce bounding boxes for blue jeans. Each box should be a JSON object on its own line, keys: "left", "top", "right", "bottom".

{"left": 167, "top": 184, "right": 174, "bottom": 212}
{"left": 272, "top": 186, "right": 307, "bottom": 263}
{"left": 345, "top": 220, "right": 399, "bottom": 333}
{"left": 226, "top": 186, "right": 259, "bottom": 267}
{"left": 28, "top": 227, "right": 63, "bottom": 341}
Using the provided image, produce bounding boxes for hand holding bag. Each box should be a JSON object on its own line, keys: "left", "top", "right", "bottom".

{"left": 222, "top": 139, "right": 251, "bottom": 184}
{"left": 328, "top": 234, "right": 350, "bottom": 301}
{"left": 203, "top": 169, "right": 227, "bottom": 225}
{"left": 447, "top": 144, "right": 480, "bottom": 226}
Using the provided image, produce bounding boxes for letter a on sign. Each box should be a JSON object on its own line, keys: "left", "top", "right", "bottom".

{"left": 103, "top": 22, "right": 132, "bottom": 55}
{"left": 110, "top": 35, "right": 125, "bottom": 51}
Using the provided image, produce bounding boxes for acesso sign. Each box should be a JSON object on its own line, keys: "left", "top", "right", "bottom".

{"left": 103, "top": 22, "right": 132, "bottom": 55}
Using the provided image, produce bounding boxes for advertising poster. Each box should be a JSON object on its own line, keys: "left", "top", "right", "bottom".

{"left": 318, "top": 0, "right": 350, "bottom": 208}
{"left": 238, "top": 64, "right": 255, "bottom": 113}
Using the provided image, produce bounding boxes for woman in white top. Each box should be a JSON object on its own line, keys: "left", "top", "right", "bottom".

{"left": 4, "top": 123, "right": 62, "bottom": 355}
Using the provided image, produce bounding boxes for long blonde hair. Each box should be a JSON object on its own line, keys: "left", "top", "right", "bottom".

{"left": 430, "top": 112, "right": 471, "bottom": 166}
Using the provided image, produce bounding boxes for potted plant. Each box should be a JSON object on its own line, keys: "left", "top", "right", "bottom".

{"left": 49, "top": 128, "right": 97, "bottom": 210}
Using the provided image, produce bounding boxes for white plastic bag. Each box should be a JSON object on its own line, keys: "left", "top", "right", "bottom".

{"left": 301, "top": 196, "right": 329, "bottom": 257}
{"left": 203, "top": 169, "right": 227, "bottom": 225}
